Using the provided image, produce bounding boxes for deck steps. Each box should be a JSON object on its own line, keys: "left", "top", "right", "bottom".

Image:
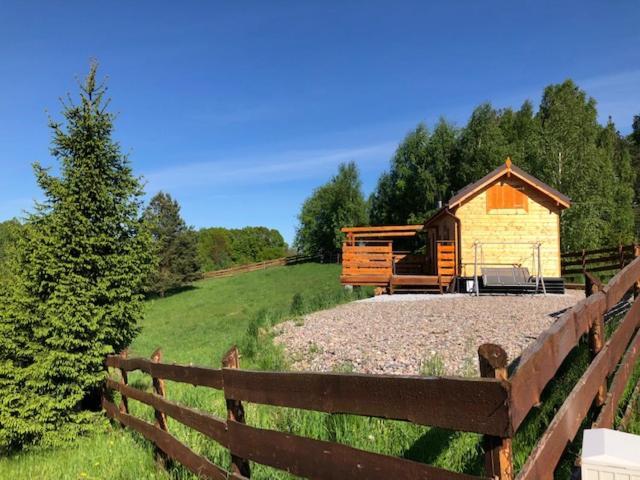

{"left": 390, "top": 275, "right": 453, "bottom": 294}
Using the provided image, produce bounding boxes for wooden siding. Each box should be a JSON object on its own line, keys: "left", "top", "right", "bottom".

{"left": 341, "top": 243, "right": 393, "bottom": 286}
{"left": 453, "top": 176, "right": 562, "bottom": 277}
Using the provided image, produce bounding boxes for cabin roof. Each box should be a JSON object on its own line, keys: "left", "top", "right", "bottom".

{"left": 447, "top": 159, "right": 571, "bottom": 209}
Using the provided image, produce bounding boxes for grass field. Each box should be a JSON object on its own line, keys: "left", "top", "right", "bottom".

{"left": 1, "top": 263, "right": 366, "bottom": 479}
{"left": 1, "top": 263, "right": 639, "bottom": 479}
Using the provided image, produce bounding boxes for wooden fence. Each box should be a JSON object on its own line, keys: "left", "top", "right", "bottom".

{"left": 104, "top": 257, "right": 640, "bottom": 479}
{"left": 561, "top": 243, "right": 638, "bottom": 277}
{"left": 202, "top": 254, "right": 321, "bottom": 279}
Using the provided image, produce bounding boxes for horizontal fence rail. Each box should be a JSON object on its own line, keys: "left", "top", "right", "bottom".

{"left": 202, "top": 254, "right": 323, "bottom": 279}
{"left": 561, "top": 243, "right": 638, "bottom": 276}
{"left": 222, "top": 369, "right": 510, "bottom": 436}
{"left": 104, "top": 256, "right": 640, "bottom": 479}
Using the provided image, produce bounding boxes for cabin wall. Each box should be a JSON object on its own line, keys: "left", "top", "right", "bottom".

{"left": 454, "top": 177, "right": 562, "bottom": 277}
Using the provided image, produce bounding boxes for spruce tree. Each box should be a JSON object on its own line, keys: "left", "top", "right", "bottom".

{"left": 0, "top": 63, "right": 153, "bottom": 450}
{"left": 143, "top": 192, "right": 200, "bottom": 295}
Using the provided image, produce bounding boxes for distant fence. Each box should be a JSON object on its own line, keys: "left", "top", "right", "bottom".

{"left": 104, "top": 257, "right": 640, "bottom": 479}
{"left": 561, "top": 243, "right": 638, "bottom": 277}
{"left": 201, "top": 253, "right": 338, "bottom": 280}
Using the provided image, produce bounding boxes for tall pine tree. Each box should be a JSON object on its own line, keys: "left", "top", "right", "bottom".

{"left": 143, "top": 192, "right": 200, "bottom": 295}
{"left": 0, "top": 63, "right": 153, "bottom": 450}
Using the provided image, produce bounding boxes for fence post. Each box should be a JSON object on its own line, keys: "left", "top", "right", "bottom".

{"left": 118, "top": 349, "right": 129, "bottom": 415}
{"left": 634, "top": 244, "right": 640, "bottom": 299}
{"left": 151, "top": 348, "right": 168, "bottom": 430}
{"left": 584, "top": 271, "right": 603, "bottom": 298}
{"left": 587, "top": 279, "right": 607, "bottom": 408}
{"left": 150, "top": 348, "right": 171, "bottom": 466}
{"left": 619, "top": 244, "right": 624, "bottom": 269}
{"left": 222, "top": 346, "right": 251, "bottom": 478}
{"left": 478, "top": 344, "right": 513, "bottom": 480}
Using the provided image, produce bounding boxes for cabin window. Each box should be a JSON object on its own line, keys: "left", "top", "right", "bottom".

{"left": 486, "top": 182, "right": 528, "bottom": 212}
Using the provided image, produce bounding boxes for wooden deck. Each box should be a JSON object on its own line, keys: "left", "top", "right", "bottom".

{"left": 339, "top": 230, "right": 458, "bottom": 294}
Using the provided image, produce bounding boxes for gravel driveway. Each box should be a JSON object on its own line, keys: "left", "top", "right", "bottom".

{"left": 275, "top": 291, "right": 583, "bottom": 376}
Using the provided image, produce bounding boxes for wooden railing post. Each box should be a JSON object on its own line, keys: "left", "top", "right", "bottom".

{"left": 634, "top": 244, "right": 640, "bottom": 299}
{"left": 478, "top": 344, "right": 513, "bottom": 480}
{"left": 222, "top": 346, "right": 251, "bottom": 478}
{"left": 119, "top": 349, "right": 129, "bottom": 415}
{"left": 584, "top": 271, "right": 603, "bottom": 298}
{"left": 150, "top": 348, "right": 171, "bottom": 467}
{"left": 151, "top": 348, "right": 168, "bottom": 430}
{"left": 586, "top": 276, "right": 607, "bottom": 408}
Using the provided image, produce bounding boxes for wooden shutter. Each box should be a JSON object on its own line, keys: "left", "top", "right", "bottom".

{"left": 486, "top": 183, "right": 528, "bottom": 212}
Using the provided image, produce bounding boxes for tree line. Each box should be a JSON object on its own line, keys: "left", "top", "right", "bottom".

{"left": 295, "top": 80, "right": 640, "bottom": 255}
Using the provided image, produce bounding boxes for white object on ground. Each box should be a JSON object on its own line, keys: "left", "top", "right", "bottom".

{"left": 582, "top": 428, "right": 640, "bottom": 479}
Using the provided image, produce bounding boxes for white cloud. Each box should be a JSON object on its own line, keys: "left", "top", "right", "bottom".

{"left": 144, "top": 142, "right": 395, "bottom": 191}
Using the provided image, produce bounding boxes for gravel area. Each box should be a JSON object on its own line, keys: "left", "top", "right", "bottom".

{"left": 275, "top": 291, "right": 584, "bottom": 376}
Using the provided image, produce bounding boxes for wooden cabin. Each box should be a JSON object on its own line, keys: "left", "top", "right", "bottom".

{"left": 341, "top": 159, "right": 571, "bottom": 294}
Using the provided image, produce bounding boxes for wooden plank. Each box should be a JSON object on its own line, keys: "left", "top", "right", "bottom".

{"left": 342, "top": 246, "right": 392, "bottom": 253}
{"left": 562, "top": 264, "right": 621, "bottom": 275}
{"left": 516, "top": 297, "right": 640, "bottom": 480}
{"left": 105, "top": 355, "right": 223, "bottom": 389}
{"left": 340, "top": 275, "right": 390, "bottom": 284}
{"left": 509, "top": 292, "right": 606, "bottom": 430}
{"left": 562, "top": 253, "right": 631, "bottom": 267}
{"left": 561, "top": 244, "right": 634, "bottom": 259}
{"left": 222, "top": 369, "right": 511, "bottom": 436}
{"left": 593, "top": 327, "right": 640, "bottom": 429}
{"left": 102, "top": 398, "right": 229, "bottom": 480}
{"left": 352, "top": 231, "right": 419, "bottom": 238}
{"left": 106, "top": 378, "right": 229, "bottom": 446}
{"left": 343, "top": 268, "right": 392, "bottom": 275}
{"left": 227, "top": 420, "right": 485, "bottom": 480}
{"left": 341, "top": 225, "right": 424, "bottom": 233}
{"left": 605, "top": 257, "right": 640, "bottom": 310}
{"left": 392, "top": 275, "right": 440, "bottom": 286}
{"left": 343, "top": 254, "right": 392, "bottom": 261}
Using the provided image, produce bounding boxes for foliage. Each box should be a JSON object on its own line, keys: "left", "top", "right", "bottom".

{"left": 295, "top": 162, "right": 368, "bottom": 255}
{"left": 452, "top": 103, "right": 509, "bottom": 190}
{"left": 370, "top": 121, "right": 457, "bottom": 225}
{"left": 629, "top": 114, "right": 640, "bottom": 237}
{"left": 143, "top": 192, "right": 200, "bottom": 295}
{"left": 369, "top": 80, "right": 637, "bottom": 250}
{"left": 197, "top": 226, "right": 287, "bottom": 271}
{"left": 0, "top": 63, "right": 153, "bottom": 452}
{"left": 0, "top": 218, "right": 21, "bottom": 284}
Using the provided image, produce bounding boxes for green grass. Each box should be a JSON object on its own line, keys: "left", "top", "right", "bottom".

{"left": 2, "top": 265, "right": 639, "bottom": 480}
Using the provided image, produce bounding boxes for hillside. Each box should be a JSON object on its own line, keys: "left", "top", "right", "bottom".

{"left": 0, "top": 263, "right": 346, "bottom": 479}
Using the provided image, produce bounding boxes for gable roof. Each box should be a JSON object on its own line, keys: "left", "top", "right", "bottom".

{"left": 447, "top": 158, "right": 571, "bottom": 209}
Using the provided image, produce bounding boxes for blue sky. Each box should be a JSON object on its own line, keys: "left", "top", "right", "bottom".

{"left": 1, "top": 2, "right": 639, "bottom": 244}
